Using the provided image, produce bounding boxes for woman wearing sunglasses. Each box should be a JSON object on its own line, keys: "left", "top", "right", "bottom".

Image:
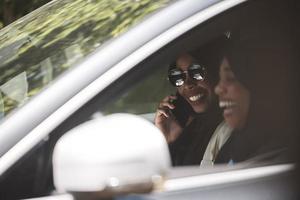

{"left": 154, "top": 49, "right": 223, "bottom": 166}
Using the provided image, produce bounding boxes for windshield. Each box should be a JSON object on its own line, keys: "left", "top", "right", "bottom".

{"left": 0, "top": 0, "right": 172, "bottom": 120}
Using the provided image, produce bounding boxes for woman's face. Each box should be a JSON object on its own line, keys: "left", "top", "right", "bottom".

{"left": 176, "top": 54, "right": 213, "bottom": 113}
{"left": 214, "top": 58, "right": 250, "bottom": 130}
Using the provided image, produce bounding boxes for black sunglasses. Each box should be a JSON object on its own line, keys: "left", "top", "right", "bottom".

{"left": 168, "top": 63, "right": 206, "bottom": 87}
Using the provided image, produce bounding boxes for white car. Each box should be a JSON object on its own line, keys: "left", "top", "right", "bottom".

{"left": 0, "top": 0, "right": 298, "bottom": 199}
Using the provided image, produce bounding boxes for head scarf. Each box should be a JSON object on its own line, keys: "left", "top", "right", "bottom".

{"left": 214, "top": 7, "right": 296, "bottom": 162}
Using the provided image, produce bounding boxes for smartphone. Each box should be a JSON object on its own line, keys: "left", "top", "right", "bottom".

{"left": 171, "top": 93, "right": 195, "bottom": 128}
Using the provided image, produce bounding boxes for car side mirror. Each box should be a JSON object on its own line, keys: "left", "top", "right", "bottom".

{"left": 52, "top": 113, "right": 171, "bottom": 198}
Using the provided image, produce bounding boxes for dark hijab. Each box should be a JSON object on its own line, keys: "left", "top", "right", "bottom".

{"left": 214, "top": 10, "right": 296, "bottom": 163}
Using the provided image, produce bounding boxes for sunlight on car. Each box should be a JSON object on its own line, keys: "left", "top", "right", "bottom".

{"left": 0, "top": 0, "right": 172, "bottom": 120}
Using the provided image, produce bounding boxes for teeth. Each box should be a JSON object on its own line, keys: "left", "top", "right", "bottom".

{"left": 219, "top": 101, "right": 236, "bottom": 108}
{"left": 189, "top": 94, "right": 202, "bottom": 102}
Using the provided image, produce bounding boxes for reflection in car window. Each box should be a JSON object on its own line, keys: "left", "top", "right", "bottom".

{"left": 0, "top": 0, "right": 173, "bottom": 120}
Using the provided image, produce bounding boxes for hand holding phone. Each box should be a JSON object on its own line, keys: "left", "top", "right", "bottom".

{"left": 154, "top": 93, "right": 194, "bottom": 143}
{"left": 171, "top": 93, "right": 195, "bottom": 128}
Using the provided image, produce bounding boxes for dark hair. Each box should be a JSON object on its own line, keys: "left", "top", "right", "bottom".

{"left": 168, "top": 36, "right": 226, "bottom": 87}
{"left": 192, "top": 35, "right": 231, "bottom": 87}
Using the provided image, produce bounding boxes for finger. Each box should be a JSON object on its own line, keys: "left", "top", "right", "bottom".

{"left": 160, "top": 101, "right": 175, "bottom": 110}
{"left": 157, "top": 108, "right": 169, "bottom": 118}
{"left": 162, "top": 95, "right": 177, "bottom": 103}
{"left": 161, "top": 95, "right": 178, "bottom": 109}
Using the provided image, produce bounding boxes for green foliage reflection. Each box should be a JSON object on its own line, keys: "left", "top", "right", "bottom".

{"left": 0, "top": 0, "right": 172, "bottom": 116}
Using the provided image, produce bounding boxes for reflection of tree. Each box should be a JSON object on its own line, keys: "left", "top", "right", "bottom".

{"left": 0, "top": 0, "right": 171, "bottom": 115}
{"left": 0, "top": 0, "right": 52, "bottom": 27}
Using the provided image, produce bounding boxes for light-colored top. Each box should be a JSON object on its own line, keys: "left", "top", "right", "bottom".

{"left": 200, "top": 121, "right": 233, "bottom": 166}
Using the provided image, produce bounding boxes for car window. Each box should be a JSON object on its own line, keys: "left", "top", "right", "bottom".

{"left": 101, "top": 64, "right": 174, "bottom": 119}
{"left": 0, "top": 0, "right": 173, "bottom": 120}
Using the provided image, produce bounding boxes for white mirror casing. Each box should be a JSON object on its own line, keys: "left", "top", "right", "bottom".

{"left": 52, "top": 113, "right": 171, "bottom": 195}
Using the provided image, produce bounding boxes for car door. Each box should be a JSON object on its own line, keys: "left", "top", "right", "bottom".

{"left": 0, "top": 0, "right": 299, "bottom": 199}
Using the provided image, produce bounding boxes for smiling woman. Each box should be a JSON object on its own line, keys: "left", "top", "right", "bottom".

{"left": 154, "top": 45, "right": 223, "bottom": 166}
{"left": 215, "top": 57, "right": 250, "bottom": 130}
{"left": 211, "top": 10, "right": 297, "bottom": 164}
{"left": 175, "top": 53, "right": 213, "bottom": 114}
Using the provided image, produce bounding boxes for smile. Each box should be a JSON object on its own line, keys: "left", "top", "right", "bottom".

{"left": 219, "top": 101, "right": 236, "bottom": 108}
{"left": 189, "top": 94, "right": 203, "bottom": 102}
{"left": 219, "top": 100, "right": 237, "bottom": 116}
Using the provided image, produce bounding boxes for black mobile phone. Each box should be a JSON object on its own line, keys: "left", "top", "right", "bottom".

{"left": 171, "top": 93, "right": 194, "bottom": 128}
